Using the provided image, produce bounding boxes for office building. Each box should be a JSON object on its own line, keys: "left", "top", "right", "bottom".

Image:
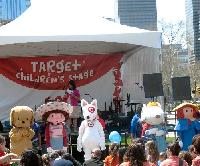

{"left": 0, "top": 0, "right": 30, "bottom": 21}
{"left": 185, "top": 0, "right": 200, "bottom": 63}
{"left": 117, "top": 0, "right": 157, "bottom": 30}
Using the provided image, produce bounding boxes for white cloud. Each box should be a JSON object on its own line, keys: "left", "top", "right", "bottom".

{"left": 31, "top": 0, "right": 115, "bottom": 18}
{"left": 33, "top": 0, "right": 185, "bottom": 23}
{"left": 157, "top": 0, "right": 186, "bottom": 22}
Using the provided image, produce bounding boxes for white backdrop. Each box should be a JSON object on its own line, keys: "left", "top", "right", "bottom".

{"left": 0, "top": 70, "right": 115, "bottom": 121}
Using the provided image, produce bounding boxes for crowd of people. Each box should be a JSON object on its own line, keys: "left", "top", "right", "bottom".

{"left": 0, "top": 79, "right": 199, "bottom": 166}
{"left": 0, "top": 133, "right": 200, "bottom": 165}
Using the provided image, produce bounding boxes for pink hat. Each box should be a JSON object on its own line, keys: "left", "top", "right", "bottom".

{"left": 36, "top": 101, "right": 73, "bottom": 120}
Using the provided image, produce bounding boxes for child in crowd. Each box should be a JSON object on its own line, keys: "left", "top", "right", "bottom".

{"left": 191, "top": 134, "right": 200, "bottom": 166}
{"left": 62, "top": 153, "right": 81, "bottom": 166}
{"left": 179, "top": 151, "right": 193, "bottom": 166}
{"left": 49, "top": 151, "right": 60, "bottom": 165}
{"left": 188, "top": 145, "right": 197, "bottom": 160}
{"left": 0, "top": 135, "right": 18, "bottom": 166}
{"left": 42, "top": 154, "right": 51, "bottom": 166}
{"left": 157, "top": 152, "right": 167, "bottom": 166}
{"left": 161, "top": 142, "right": 188, "bottom": 166}
{"left": 118, "top": 147, "right": 127, "bottom": 165}
{"left": 120, "top": 143, "right": 150, "bottom": 166}
{"left": 104, "top": 143, "right": 119, "bottom": 166}
{"left": 20, "top": 149, "right": 42, "bottom": 166}
{"left": 145, "top": 140, "right": 159, "bottom": 166}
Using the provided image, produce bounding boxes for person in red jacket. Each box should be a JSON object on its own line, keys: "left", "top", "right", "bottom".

{"left": 0, "top": 135, "right": 18, "bottom": 166}
{"left": 97, "top": 114, "right": 106, "bottom": 130}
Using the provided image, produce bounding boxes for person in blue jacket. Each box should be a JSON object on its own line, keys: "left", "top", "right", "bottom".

{"left": 130, "top": 108, "right": 142, "bottom": 140}
{"left": 174, "top": 103, "right": 200, "bottom": 151}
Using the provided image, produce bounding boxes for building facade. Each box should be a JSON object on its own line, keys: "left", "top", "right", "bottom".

{"left": 117, "top": 0, "right": 157, "bottom": 30}
{"left": 0, "top": 0, "right": 30, "bottom": 21}
{"left": 185, "top": 0, "right": 200, "bottom": 63}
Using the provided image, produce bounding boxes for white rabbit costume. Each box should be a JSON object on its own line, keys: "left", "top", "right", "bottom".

{"left": 77, "top": 99, "right": 105, "bottom": 161}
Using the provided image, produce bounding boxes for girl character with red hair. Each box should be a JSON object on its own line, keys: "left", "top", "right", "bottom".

{"left": 174, "top": 103, "right": 200, "bottom": 151}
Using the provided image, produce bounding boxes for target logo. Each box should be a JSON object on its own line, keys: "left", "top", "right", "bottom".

{"left": 88, "top": 107, "right": 95, "bottom": 113}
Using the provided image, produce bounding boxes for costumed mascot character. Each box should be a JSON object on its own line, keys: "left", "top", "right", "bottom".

{"left": 77, "top": 99, "right": 105, "bottom": 161}
{"left": 9, "top": 106, "right": 35, "bottom": 156}
{"left": 141, "top": 102, "right": 167, "bottom": 153}
{"left": 173, "top": 103, "right": 200, "bottom": 150}
{"left": 36, "top": 101, "right": 72, "bottom": 153}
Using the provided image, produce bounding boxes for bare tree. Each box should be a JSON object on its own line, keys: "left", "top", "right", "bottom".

{"left": 160, "top": 20, "right": 186, "bottom": 46}
{"left": 158, "top": 20, "right": 188, "bottom": 102}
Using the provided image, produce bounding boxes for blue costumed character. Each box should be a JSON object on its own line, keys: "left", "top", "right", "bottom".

{"left": 174, "top": 103, "right": 200, "bottom": 151}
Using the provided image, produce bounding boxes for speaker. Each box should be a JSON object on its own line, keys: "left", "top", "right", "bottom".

{"left": 143, "top": 73, "right": 164, "bottom": 98}
{"left": 172, "top": 76, "right": 191, "bottom": 101}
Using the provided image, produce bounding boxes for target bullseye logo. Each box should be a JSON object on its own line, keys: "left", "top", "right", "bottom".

{"left": 88, "top": 107, "right": 95, "bottom": 113}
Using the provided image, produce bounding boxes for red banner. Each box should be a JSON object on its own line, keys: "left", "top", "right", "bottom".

{"left": 0, "top": 54, "right": 123, "bottom": 90}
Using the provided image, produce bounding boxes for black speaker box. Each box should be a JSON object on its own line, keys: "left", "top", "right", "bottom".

{"left": 143, "top": 73, "right": 164, "bottom": 98}
{"left": 172, "top": 76, "right": 191, "bottom": 101}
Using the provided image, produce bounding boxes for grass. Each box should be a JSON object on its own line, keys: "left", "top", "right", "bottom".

{"left": 106, "top": 134, "right": 175, "bottom": 146}
{"left": 166, "top": 136, "right": 175, "bottom": 143}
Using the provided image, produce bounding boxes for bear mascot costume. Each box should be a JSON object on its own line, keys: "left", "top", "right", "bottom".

{"left": 77, "top": 99, "right": 105, "bottom": 161}
{"left": 173, "top": 102, "right": 200, "bottom": 150}
{"left": 36, "top": 101, "right": 72, "bottom": 153}
{"left": 9, "top": 106, "right": 35, "bottom": 156}
{"left": 141, "top": 101, "right": 167, "bottom": 153}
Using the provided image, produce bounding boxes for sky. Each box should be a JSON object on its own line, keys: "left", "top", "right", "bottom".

{"left": 31, "top": 0, "right": 186, "bottom": 24}
{"left": 97, "top": 0, "right": 186, "bottom": 23}
{"left": 156, "top": 0, "right": 186, "bottom": 23}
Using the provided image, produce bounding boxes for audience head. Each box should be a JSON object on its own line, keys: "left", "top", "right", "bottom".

{"left": 188, "top": 145, "right": 197, "bottom": 159}
{"left": 145, "top": 140, "right": 159, "bottom": 162}
{"left": 62, "top": 153, "right": 82, "bottom": 166}
{"left": 56, "top": 150, "right": 65, "bottom": 157}
{"left": 179, "top": 151, "right": 193, "bottom": 166}
{"left": 62, "top": 153, "right": 73, "bottom": 161}
{"left": 109, "top": 142, "right": 119, "bottom": 157}
{"left": 91, "top": 148, "right": 102, "bottom": 159}
{"left": 166, "top": 141, "right": 181, "bottom": 157}
{"left": 118, "top": 147, "right": 127, "bottom": 164}
{"left": 192, "top": 134, "right": 200, "bottom": 155}
{"left": 49, "top": 151, "right": 59, "bottom": 161}
{"left": 125, "top": 143, "right": 146, "bottom": 166}
{"left": 42, "top": 154, "right": 51, "bottom": 166}
{"left": 0, "top": 135, "right": 6, "bottom": 151}
{"left": 132, "top": 138, "right": 145, "bottom": 149}
{"left": 52, "top": 159, "right": 73, "bottom": 166}
{"left": 20, "top": 149, "right": 42, "bottom": 166}
{"left": 159, "top": 152, "right": 167, "bottom": 162}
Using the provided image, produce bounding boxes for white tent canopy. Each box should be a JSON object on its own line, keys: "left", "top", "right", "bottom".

{"left": 0, "top": 0, "right": 162, "bottom": 121}
{"left": 0, "top": 0, "right": 161, "bottom": 57}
